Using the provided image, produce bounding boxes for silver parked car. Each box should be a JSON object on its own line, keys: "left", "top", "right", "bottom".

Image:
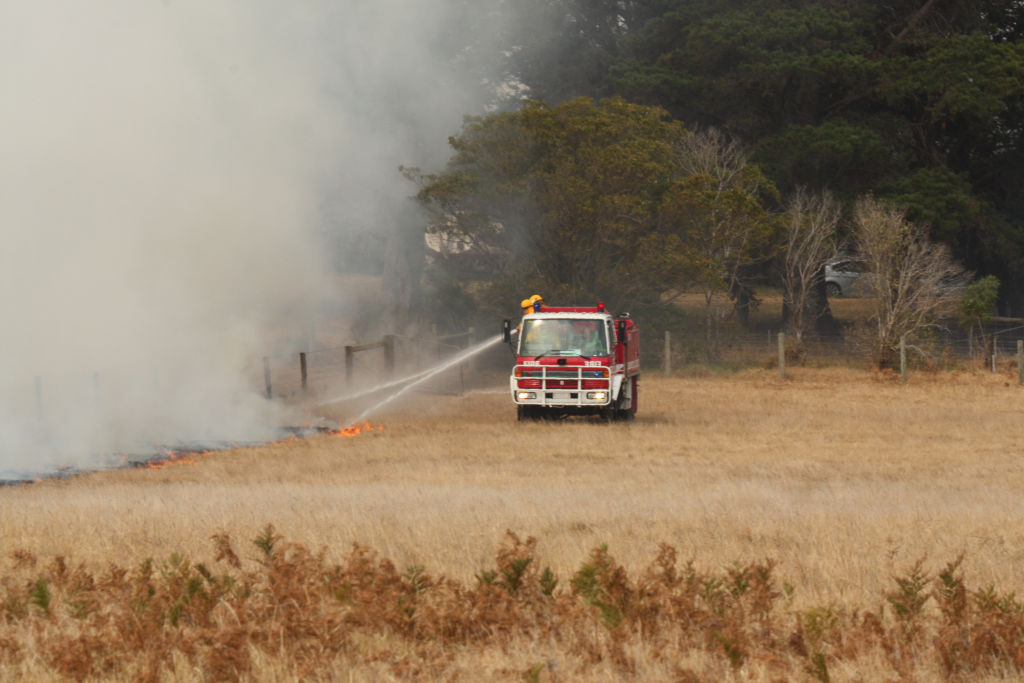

{"left": 825, "top": 258, "right": 869, "bottom": 297}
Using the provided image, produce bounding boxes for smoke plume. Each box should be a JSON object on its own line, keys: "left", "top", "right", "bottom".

{"left": 0, "top": 1, "right": 505, "bottom": 476}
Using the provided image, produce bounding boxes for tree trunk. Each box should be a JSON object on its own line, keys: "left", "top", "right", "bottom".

{"left": 731, "top": 280, "right": 753, "bottom": 328}
{"left": 380, "top": 203, "right": 427, "bottom": 336}
{"left": 813, "top": 272, "right": 841, "bottom": 338}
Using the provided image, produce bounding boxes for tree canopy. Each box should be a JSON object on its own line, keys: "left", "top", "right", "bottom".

{"left": 409, "top": 97, "right": 783, "bottom": 359}
{"left": 409, "top": 97, "right": 689, "bottom": 308}
{"left": 490, "top": 0, "right": 1024, "bottom": 313}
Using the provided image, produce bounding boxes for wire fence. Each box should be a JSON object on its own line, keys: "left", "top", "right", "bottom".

{"left": 26, "top": 320, "right": 1020, "bottom": 426}
{"left": 648, "top": 319, "right": 1024, "bottom": 376}
{"left": 258, "top": 318, "right": 1024, "bottom": 401}
{"left": 257, "top": 329, "right": 486, "bottom": 401}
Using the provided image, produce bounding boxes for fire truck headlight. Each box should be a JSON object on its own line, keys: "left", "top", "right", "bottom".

{"left": 587, "top": 391, "right": 608, "bottom": 401}
{"left": 516, "top": 391, "right": 536, "bottom": 400}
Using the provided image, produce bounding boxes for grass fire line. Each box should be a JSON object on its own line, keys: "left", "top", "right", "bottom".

{"left": 133, "top": 337, "right": 506, "bottom": 473}
{"left": 139, "top": 422, "right": 380, "bottom": 471}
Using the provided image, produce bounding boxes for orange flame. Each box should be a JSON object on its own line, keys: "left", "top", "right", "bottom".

{"left": 331, "top": 421, "right": 382, "bottom": 438}
{"left": 147, "top": 449, "right": 212, "bottom": 470}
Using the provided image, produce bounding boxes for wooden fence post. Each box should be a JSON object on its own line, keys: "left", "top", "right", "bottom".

{"left": 1017, "top": 339, "right": 1023, "bottom": 386}
{"left": 900, "top": 336, "right": 907, "bottom": 382}
{"left": 663, "top": 330, "right": 671, "bottom": 377}
{"left": 345, "top": 346, "right": 354, "bottom": 384}
{"left": 299, "top": 352, "right": 308, "bottom": 393}
{"left": 263, "top": 357, "right": 272, "bottom": 399}
{"left": 992, "top": 334, "right": 998, "bottom": 372}
{"left": 778, "top": 332, "right": 785, "bottom": 379}
{"left": 383, "top": 335, "right": 396, "bottom": 379}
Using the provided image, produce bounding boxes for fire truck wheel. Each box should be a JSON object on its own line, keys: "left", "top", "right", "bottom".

{"left": 517, "top": 405, "right": 540, "bottom": 421}
{"left": 621, "top": 377, "right": 637, "bottom": 421}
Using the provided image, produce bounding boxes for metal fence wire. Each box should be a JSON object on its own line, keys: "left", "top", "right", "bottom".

{"left": 255, "top": 319, "right": 1024, "bottom": 400}
{"left": 646, "top": 320, "right": 1024, "bottom": 372}
{"left": 257, "top": 329, "right": 484, "bottom": 400}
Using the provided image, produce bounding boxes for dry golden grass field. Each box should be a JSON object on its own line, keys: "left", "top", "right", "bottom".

{"left": 4, "top": 367, "right": 1024, "bottom": 681}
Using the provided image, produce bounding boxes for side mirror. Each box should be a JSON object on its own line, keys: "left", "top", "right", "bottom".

{"left": 502, "top": 319, "right": 511, "bottom": 343}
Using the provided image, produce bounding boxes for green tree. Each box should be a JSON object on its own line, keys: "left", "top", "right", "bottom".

{"left": 612, "top": 2, "right": 877, "bottom": 139}
{"left": 502, "top": 0, "right": 652, "bottom": 104}
{"left": 649, "top": 128, "right": 779, "bottom": 359}
{"left": 591, "top": 0, "right": 1024, "bottom": 312}
{"left": 408, "top": 97, "right": 688, "bottom": 309}
{"left": 957, "top": 275, "right": 1000, "bottom": 359}
{"left": 410, "top": 97, "right": 784, "bottom": 358}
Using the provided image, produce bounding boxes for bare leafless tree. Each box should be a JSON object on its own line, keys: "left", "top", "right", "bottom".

{"left": 781, "top": 187, "right": 841, "bottom": 345}
{"left": 669, "top": 128, "right": 775, "bottom": 359}
{"left": 853, "top": 196, "right": 968, "bottom": 367}
{"left": 676, "top": 128, "right": 759, "bottom": 193}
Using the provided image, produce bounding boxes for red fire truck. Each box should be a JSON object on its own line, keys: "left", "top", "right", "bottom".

{"left": 502, "top": 302, "right": 639, "bottom": 421}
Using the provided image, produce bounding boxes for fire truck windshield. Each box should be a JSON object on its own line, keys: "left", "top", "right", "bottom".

{"left": 519, "top": 318, "right": 607, "bottom": 357}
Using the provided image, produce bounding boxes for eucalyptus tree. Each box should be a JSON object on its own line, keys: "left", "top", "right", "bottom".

{"left": 780, "top": 188, "right": 841, "bottom": 346}
{"left": 407, "top": 97, "right": 688, "bottom": 308}
{"left": 853, "top": 196, "right": 968, "bottom": 367}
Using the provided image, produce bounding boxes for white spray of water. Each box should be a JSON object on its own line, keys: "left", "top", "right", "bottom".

{"left": 341, "top": 335, "right": 503, "bottom": 425}
{"left": 320, "top": 366, "right": 441, "bottom": 406}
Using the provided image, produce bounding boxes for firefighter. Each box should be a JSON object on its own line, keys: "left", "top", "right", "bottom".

{"left": 523, "top": 319, "right": 559, "bottom": 350}
{"left": 513, "top": 298, "right": 535, "bottom": 338}
{"left": 518, "top": 294, "right": 543, "bottom": 326}
{"left": 569, "top": 321, "right": 601, "bottom": 355}
{"left": 516, "top": 294, "right": 546, "bottom": 339}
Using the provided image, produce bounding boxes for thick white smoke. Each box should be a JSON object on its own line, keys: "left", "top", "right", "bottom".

{"left": 0, "top": 1, "right": 504, "bottom": 475}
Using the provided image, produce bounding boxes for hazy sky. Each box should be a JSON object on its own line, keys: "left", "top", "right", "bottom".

{"left": 0, "top": 1, "right": 503, "bottom": 473}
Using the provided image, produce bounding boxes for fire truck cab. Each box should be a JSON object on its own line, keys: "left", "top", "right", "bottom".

{"left": 503, "top": 303, "right": 639, "bottom": 421}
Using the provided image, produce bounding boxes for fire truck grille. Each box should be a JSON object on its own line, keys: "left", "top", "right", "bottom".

{"left": 514, "top": 365, "right": 611, "bottom": 392}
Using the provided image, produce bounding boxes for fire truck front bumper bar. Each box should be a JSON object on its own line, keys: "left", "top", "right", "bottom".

{"left": 509, "top": 365, "right": 618, "bottom": 407}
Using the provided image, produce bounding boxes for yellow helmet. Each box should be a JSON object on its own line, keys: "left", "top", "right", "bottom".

{"left": 520, "top": 298, "right": 533, "bottom": 310}
{"left": 529, "top": 294, "right": 543, "bottom": 304}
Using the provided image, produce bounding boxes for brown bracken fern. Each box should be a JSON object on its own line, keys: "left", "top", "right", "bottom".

{"left": 2, "top": 531, "right": 1024, "bottom": 680}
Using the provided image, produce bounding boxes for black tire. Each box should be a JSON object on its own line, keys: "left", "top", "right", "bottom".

{"left": 603, "top": 378, "right": 638, "bottom": 423}
{"left": 620, "top": 377, "right": 637, "bottom": 421}
{"left": 518, "top": 405, "right": 550, "bottom": 421}
{"left": 826, "top": 282, "right": 842, "bottom": 298}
